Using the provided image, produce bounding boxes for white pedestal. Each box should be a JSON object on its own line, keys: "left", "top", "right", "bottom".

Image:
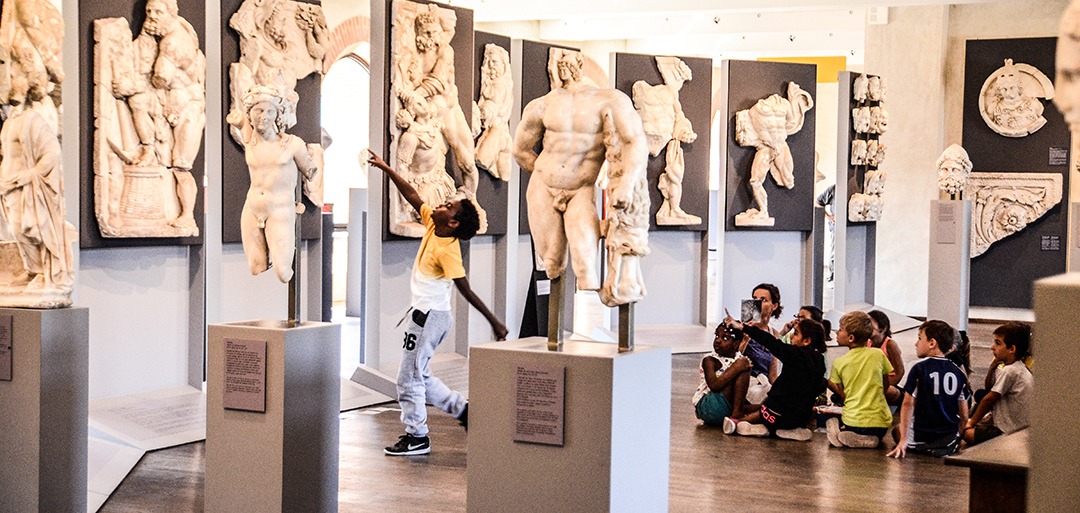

{"left": 927, "top": 200, "right": 972, "bottom": 331}
{"left": 206, "top": 320, "right": 341, "bottom": 513}
{"left": 467, "top": 338, "right": 672, "bottom": 513}
{"left": 1031, "top": 273, "right": 1080, "bottom": 513}
{"left": 0, "top": 307, "right": 89, "bottom": 513}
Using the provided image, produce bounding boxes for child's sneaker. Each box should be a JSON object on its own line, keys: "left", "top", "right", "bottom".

{"left": 826, "top": 417, "right": 843, "bottom": 448}
{"left": 736, "top": 422, "right": 769, "bottom": 437}
{"left": 722, "top": 417, "right": 737, "bottom": 435}
{"left": 837, "top": 431, "right": 880, "bottom": 449}
{"left": 776, "top": 428, "right": 813, "bottom": 441}
{"left": 384, "top": 434, "right": 431, "bottom": 456}
{"left": 457, "top": 403, "right": 468, "bottom": 432}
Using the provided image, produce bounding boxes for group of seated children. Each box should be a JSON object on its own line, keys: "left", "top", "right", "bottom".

{"left": 692, "top": 284, "right": 1034, "bottom": 457}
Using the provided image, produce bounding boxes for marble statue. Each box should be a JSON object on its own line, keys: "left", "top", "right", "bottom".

{"left": 851, "top": 140, "right": 867, "bottom": 165}
{"left": 979, "top": 59, "right": 1054, "bottom": 138}
{"left": 937, "top": 144, "right": 973, "bottom": 196}
{"left": 853, "top": 74, "right": 869, "bottom": 103}
{"left": 869, "top": 106, "right": 888, "bottom": 134}
{"left": 0, "top": 105, "right": 76, "bottom": 307}
{"left": 966, "top": 172, "right": 1063, "bottom": 257}
{"left": 868, "top": 76, "right": 886, "bottom": 102}
{"left": 0, "top": 0, "right": 64, "bottom": 134}
{"left": 229, "top": 84, "right": 322, "bottom": 283}
{"left": 473, "top": 43, "right": 513, "bottom": 181}
{"left": 733, "top": 82, "right": 814, "bottom": 226}
{"left": 852, "top": 106, "right": 871, "bottom": 133}
{"left": 227, "top": 0, "right": 328, "bottom": 145}
{"left": 93, "top": 0, "right": 205, "bottom": 238}
{"left": 390, "top": 0, "right": 486, "bottom": 236}
{"left": 632, "top": 56, "right": 700, "bottom": 225}
{"left": 513, "top": 48, "right": 650, "bottom": 306}
{"left": 389, "top": 94, "right": 457, "bottom": 237}
{"left": 1056, "top": 1, "right": 1080, "bottom": 131}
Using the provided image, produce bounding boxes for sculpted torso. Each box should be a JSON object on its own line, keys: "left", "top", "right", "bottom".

{"left": 245, "top": 134, "right": 307, "bottom": 213}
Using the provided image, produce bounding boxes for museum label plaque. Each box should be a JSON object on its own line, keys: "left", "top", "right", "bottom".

{"left": 936, "top": 202, "right": 957, "bottom": 245}
{"left": 1041, "top": 235, "right": 1061, "bottom": 251}
{"left": 512, "top": 363, "right": 565, "bottom": 446}
{"left": 0, "top": 315, "right": 11, "bottom": 381}
{"left": 1049, "top": 147, "right": 1068, "bottom": 166}
{"left": 223, "top": 338, "right": 266, "bottom": 413}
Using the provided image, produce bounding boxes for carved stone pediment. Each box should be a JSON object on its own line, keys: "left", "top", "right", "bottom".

{"left": 966, "top": 172, "right": 1063, "bottom": 257}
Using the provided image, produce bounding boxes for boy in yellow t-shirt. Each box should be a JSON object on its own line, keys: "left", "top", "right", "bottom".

{"left": 368, "top": 152, "right": 508, "bottom": 456}
{"left": 826, "top": 311, "right": 893, "bottom": 449}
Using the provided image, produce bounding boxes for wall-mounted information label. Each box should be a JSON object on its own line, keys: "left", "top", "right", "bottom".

{"left": 223, "top": 338, "right": 266, "bottom": 413}
{"left": 1041, "top": 235, "right": 1061, "bottom": 251}
{"left": 936, "top": 202, "right": 957, "bottom": 244}
{"left": 536, "top": 279, "right": 551, "bottom": 296}
{"left": 0, "top": 314, "right": 11, "bottom": 381}
{"left": 512, "top": 363, "right": 565, "bottom": 446}
{"left": 1049, "top": 146, "right": 1068, "bottom": 166}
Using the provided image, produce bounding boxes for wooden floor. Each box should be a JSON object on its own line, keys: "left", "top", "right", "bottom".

{"left": 100, "top": 322, "right": 1002, "bottom": 512}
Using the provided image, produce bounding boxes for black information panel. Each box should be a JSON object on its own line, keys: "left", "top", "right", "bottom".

{"left": 964, "top": 37, "right": 1069, "bottom": 309}
{"left": 723, "top": 60, "right": 817, "bottom": 232}
{"left": 613, "top": 52, "right": 712, "bottom": 232}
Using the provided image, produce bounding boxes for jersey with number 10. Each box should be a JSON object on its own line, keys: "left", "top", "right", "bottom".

{"left": 903, "top": 357, "right": 971, "bottom": 443}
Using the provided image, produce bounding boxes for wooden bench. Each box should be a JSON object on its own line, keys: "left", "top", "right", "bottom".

{"left": 945, "top": 429, "right": 1029, "bottom": 513}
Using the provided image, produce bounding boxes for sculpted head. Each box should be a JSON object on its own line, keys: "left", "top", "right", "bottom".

{"left": 243, "top": 86, "right": 289, "bottom": 135}
{"left": 143, "top": 0, "right": 179, "bottom": 37}
{"left": 1057, "top": 0, "right": 1080, "bottom": 129}
{"left": 481, "top": 45, "right": 509, "bottom": 80}
{"left": 556, "top": 52, "right": 584, "bottom": 84}
{"left": 995, "top": 59, "right": 1022, "bottom": 102}
{"left": 937, "top": 144, "right": 973, "bottom": 195}
{"left": 414, "top": 11, "right": 443, "bottom": 53}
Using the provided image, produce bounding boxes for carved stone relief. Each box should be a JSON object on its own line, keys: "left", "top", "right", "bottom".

{"left": 849, "top": 170, "right": 886, "bottom": 222}
{"left": 632, "top": 56, "right": 700, "bottom": 225}
{"left": 852, "top": 106, "right": 871, "bottom": 133}
{"left": 851, "top": 140, "right": 867, "bottom": 165}
{"left": 228, "top": 84, "right": 322, "bottom": 283}
{"left": 0, "top": 0, "right": 63, "bottom": 134}
{"left": 512, "top": 47, "right": 650, "bottom": 306}
{"left": 93, "top": 1, "right": 206, "bottom": 238}
{"left": 868, "top": 76, "right": 886, "bottom": 102}
{"left": 979, "top": 59, "right": 1055, "bottom": 137}
{"left": 473, "top": 43, "right": 512, "bottom": 181}
{"left": 389, "top": 0, "right": 485, "bottom": 237}
{"left": 869, "top": 106, "right": 888, "bottom": 134}
{"left": 853, "top": 74, "right": 869, "bottom": 102}
{"left": 937, "top": 144, "right": 972, "bottom": 196}
{"left": 866, "top": 140, "right": 887, "bottom": 167}
{"left": 733, "top": 82, "right": 814, "bottom": 226}
{"left": 966, "top": 172, "right": 1062, "bottom": 257}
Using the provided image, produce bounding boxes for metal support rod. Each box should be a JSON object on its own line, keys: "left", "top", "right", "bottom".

{"left": 547, "top": 276, "right": 563, "bottom": 351}
{"left": 618, "top": 303, "right": 634, "bottom": 352}
{"left": 288, "top": 175, "right": 303, "bottom": 328}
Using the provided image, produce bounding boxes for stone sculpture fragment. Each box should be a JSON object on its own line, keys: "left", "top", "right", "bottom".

{"left": 853, "top": 74, "right": 869, "bottom": 103}
{"left": 979, "top": 59, "right": 1054, "bottom": 138}
{"left": 966, "top": 172, "right": 1062, "bottom": 257}
{"left": 0, "top": 0, "right": 63, "bottom": 133}
{"left": 733, "top": 82, "right": 814, "bottom": 226}
{"left": 851, "top": 140, "right": 867, "bottom": 165}
{"left": 937, "top": 144, "right": 972, "bottom": 196}
{"left": 93, "top": 0, "right": 205, "bottom": 238}
{"left": 389, "top": 0, "right": 486, "bottom": 237}
{"left": 869, "top": 106, "right": 888, "bottom": 134}
{"left": 513, "top": 48, "right": 650, "bottom": 306}
{"left": 632, "top": 56, "right": 700, "bottom": 225}
{"left": 229, "top": 84, "right": 322, "bottom": 283}
{"left": 852, "top": 106, "right": 871, "bottom": 133}
{"left": 868, "top": 76, "right": 886, "bottom": 102}
{"left": 473, "top": 43, "right": 513, "bottom": 182}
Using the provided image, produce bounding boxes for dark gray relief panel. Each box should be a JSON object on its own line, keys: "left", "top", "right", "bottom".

{"left": 515, "top": 40, "right": 580, "bottom": 236}
{"left": 471, "top": 31, "right": 510, "bottom": 236}
{"left": 964, "top": 37, "right": 1069, "bottom": 309}
{"left": 221, "top": 0, "right": 323, "bottom": 244}
{"left": 723, "top": 59, "right": 816, "bottom": 232}
{"left": 613, "top": 52, "right": 711, "bottom": 232}
{"left": 79, "top": 0, "right": 206, "bottom": 248}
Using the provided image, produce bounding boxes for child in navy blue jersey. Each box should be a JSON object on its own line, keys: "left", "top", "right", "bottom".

{"left": 887, "top": 320, "right": 970, "bottom": 458}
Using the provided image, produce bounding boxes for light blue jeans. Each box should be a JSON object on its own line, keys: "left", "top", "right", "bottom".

{"left": 397, "top": 308, "right": 466, "bottom": 437}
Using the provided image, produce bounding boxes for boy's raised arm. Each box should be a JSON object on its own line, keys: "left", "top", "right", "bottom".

{"left": 453, "top": 276, "right": 508, "bottom": 341}
{"left": 367, "top": 151, "right": 425, "bottom": 213}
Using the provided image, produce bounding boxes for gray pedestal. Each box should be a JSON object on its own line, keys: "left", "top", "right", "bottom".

{"left": 467, "top": 338, "right": 672, "bottom": 513}
{"left": 927, "top": 200, "right": 972, "bottom": 331}
{"left": 0, "top": 307, "right": 89, "bottom": 513}
{"left": 1031, "top": 273, "right": 1080, "bottom": 513}
{"left": 205, "top": 320, "right": 341, "bottom": 513}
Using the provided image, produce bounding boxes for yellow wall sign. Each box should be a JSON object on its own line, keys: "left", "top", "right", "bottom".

{"left": 758, "top": 56, "right": 847, "bottom": 83}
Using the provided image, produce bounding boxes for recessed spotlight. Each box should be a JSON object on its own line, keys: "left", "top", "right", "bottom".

{"left": 713, "top": 16, "right": 721, "bottom": 24}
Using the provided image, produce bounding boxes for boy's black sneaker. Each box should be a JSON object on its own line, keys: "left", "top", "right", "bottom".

{"left": 458, "top": 404, "right": 468, "bottom": 432}
{"left": 384, "top": 434, "right": 431, "bottom": 456}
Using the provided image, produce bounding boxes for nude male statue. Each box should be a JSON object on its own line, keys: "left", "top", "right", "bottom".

{"left": 513, "top": 49, "right": 650, "bottom": 306}
{"left": 116, "top": 0, "right": 205, "bottom": 231}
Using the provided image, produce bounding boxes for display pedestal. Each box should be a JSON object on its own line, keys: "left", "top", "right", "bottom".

{"left": 0, "top": 307, "right": 89, "bottom": 513}
{"left": 467, "top": 338, "right": 672, "bottom": 513}
{"left": 927, "top": 200, "right": 972, "bottom": 330}
{"left": 205, "top": 320, "right": 341, "bottom": 513}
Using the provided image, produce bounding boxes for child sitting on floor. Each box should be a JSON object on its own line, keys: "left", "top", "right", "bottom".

{"left": 963, "top": 322, "right": 1034, "bottom": 446}
{"left": 868, "top": 310, "right": 905, "bottom": 405}
{"left": 887, "top": 320, "right": 970, "bottom": 458}
{"left": 693, "top": 324, "right": 752, "bottom": 427}
{"left": 721, "top": 313, "right": 827, "bottom": 441}
{"left": 827, "top": 311, "right": 893, "bottom": 449}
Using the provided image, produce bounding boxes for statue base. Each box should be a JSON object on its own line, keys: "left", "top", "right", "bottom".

{"left": 734, "top": 209, "right": 775, "bottom": 226}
